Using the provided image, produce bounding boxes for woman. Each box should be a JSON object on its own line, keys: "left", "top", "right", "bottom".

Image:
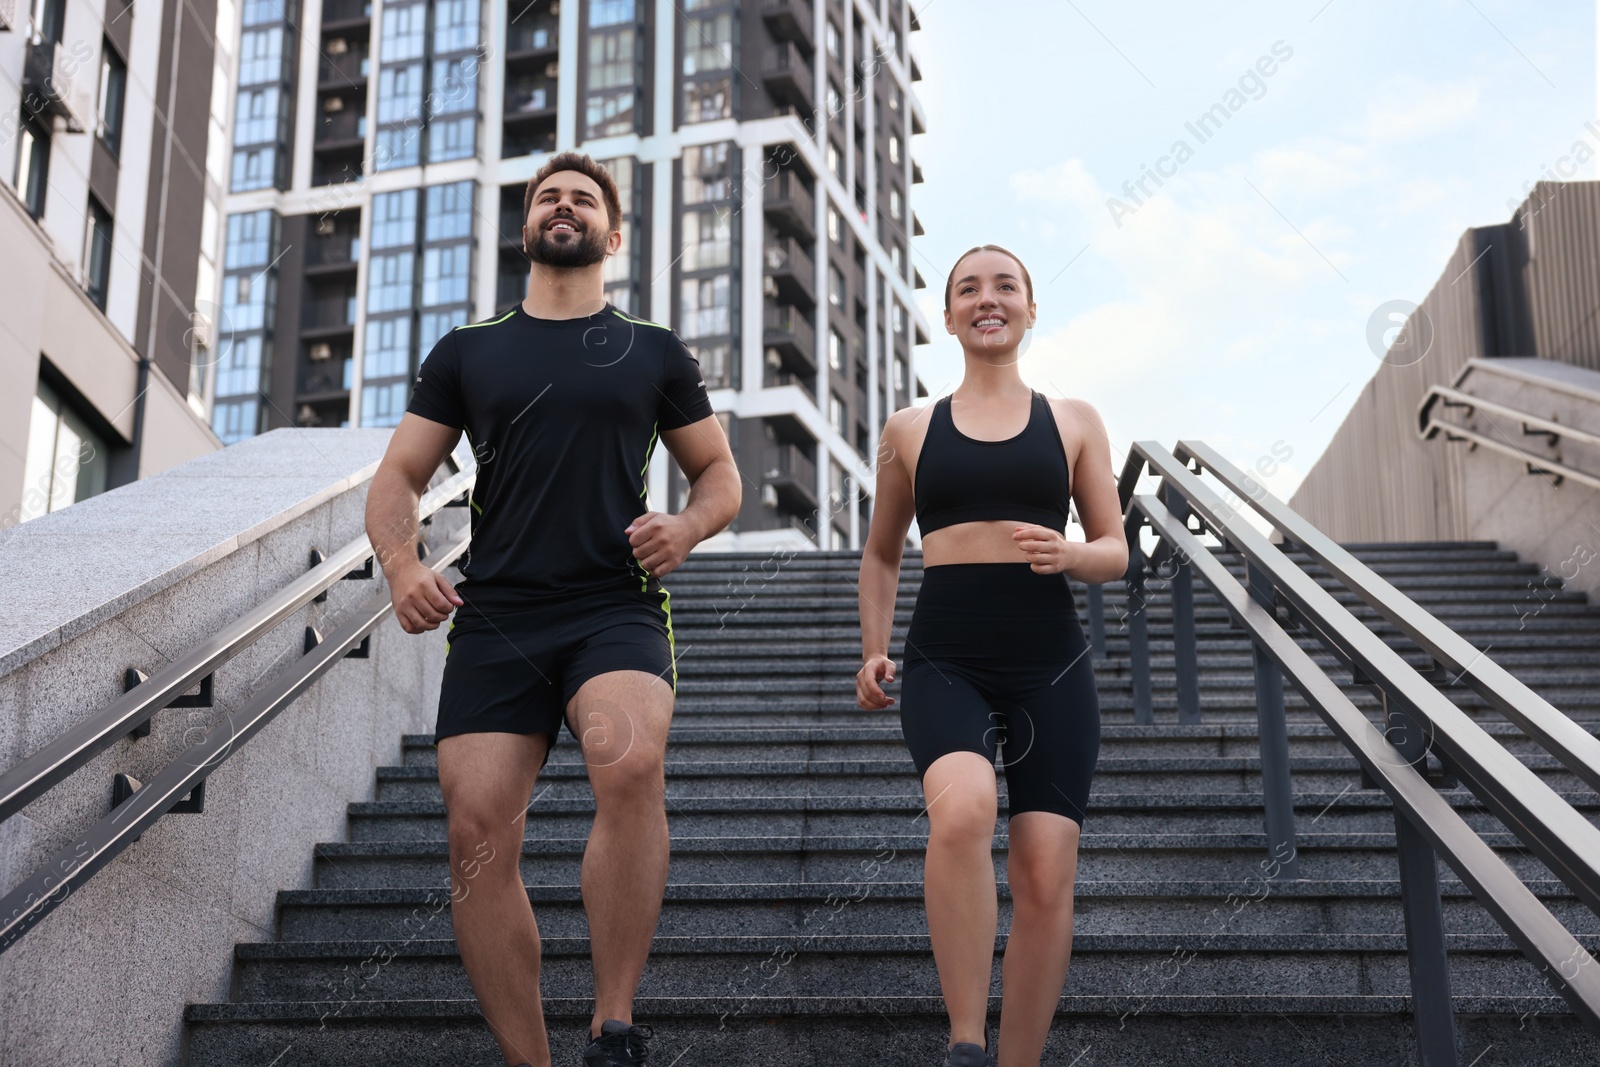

{"left": 856, "top": 245, "right": 1128, "bottom": 1067}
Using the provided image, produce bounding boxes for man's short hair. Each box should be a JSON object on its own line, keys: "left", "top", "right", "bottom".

{"left": 523, "top": 152, "right": 623, "bottom": 234}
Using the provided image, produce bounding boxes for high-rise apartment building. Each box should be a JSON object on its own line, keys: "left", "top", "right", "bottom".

{"left": 0, "top": 0, "right": 231, "bottom": 524}
{"left": 213, "top": 0, "right": 931, "bottom": 549}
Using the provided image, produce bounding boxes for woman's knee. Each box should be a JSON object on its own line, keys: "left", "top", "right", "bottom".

{"left": 923, "top": 752, "right": 999, "bottom": 844}
{"left": 1006, "top": 814, "right": 1080, "bottom": 908}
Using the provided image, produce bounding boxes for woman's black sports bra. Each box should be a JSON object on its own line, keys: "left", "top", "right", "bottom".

{"left": 913, "top": 389, "right": 1073, "bottom": 535}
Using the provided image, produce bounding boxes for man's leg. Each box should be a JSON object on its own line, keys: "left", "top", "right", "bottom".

{"left": 565, "top": 669, "right": 674, "bottom": 1038}
{"left": 438, "top": 731, "right": 552, "bottom": 1067}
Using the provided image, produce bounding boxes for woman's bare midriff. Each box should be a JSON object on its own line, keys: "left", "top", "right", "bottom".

{"left": 920, "top": 520, "right": 1060, "bottom": 567}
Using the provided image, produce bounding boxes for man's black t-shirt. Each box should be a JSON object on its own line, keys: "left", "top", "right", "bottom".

{"left": 407, "top": 301, "right": 715, "bottom": 611}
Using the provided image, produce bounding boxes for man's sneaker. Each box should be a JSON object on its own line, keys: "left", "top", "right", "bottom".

{"left": 582, "top": 1019, "right": 653, "bottom": 1065}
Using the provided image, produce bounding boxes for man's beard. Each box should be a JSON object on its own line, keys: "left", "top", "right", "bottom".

{"left": 525, "top": 219, "right": 608, "bottom": 267}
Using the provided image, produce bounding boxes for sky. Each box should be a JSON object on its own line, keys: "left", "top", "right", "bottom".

{"left": 905, "top": 0, "right": 1597, "bottom": 504}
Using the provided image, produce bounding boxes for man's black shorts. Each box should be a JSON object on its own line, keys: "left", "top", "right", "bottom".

{"left": 434, "top": 587, "right": 676, "bottom": 752}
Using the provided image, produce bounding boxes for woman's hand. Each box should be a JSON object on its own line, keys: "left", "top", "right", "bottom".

{"left": 1012, "top": 524, "right": 1076, "bottom": 575}
{"left": 857, "top": 654, "right": 897, "bottom": 710}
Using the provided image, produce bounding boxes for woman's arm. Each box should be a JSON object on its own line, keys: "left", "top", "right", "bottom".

{"left": 857, "top": 410, "right": 917, "bottom": 708}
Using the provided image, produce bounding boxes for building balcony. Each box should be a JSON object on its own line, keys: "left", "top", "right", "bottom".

{"left": 765, "top": 235, "right": 816, "bottom": 310}
{"left": 23, "top": 40, "right": 89, "bottom": 133}
{"left": 314, "top": 108, "right": 365, "bottom": 148}
{"left": 305, "top": 233, "right": 361, "bottom": 273}
{"left": 321, "top": 0, "right": 372, "bottom": 31}
{"left": 764, "top": 169, "right": 815, "bottom": 242}
{"left": 506, "top": 19, "right": 559, "bottom": 62}
{"left": 318, "top": 49, "right": 369, "bottom": 90}
{"left": 764, "top": 302, "right": 816, "bottom": 376}
{"left": 761, "top": 0, "right": 813, "bottom": 47}
{"left": 762, "top": 41, "right": 814, "bottom": 113}
{"left": 763, "top": 441, "right": 818, "bottom": 513}
{"left": 301, "top": 295, "right": 357, "bottom": 335}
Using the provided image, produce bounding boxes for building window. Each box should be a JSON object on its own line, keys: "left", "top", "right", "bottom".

{"left": 371, "top": 188, "right": 420, "bottom": 249}
{"left": 829, "top": 263, "right": 844, "bottom": 308}
{"left": 893, "top": 356, "right": 905, "bottom": 392}
{"left": 97, "top": 41, "right": 127, "bottom": 154}
{"left": 889, "top": 188, "right": 902, "bottom": 221}
{"left": 826, "top": 80, "right": 842, "bottom": 119}
{"left": 889, "top": 134, "right": 900, "bottom": 164}
{"left": 691, "top": 342, "right": 730, "bottom": 388}
{"left": 829, "top": 328, "right": 844, "bottom": 371}
{"left": 84, "top": 197, "right": 114, "bottom": 310}
{"left": 433, "top": 0, "right": 478, "bottom": 53}
{"left": 585, "top": 0, "right": 639, "bottom": 138}
{"left": 600, "top": 156, "right": 641, "bottom": 311}
{"left": 680, "top": 274, "right": 731, "bottom": 338}
{"left": 891, "top": 300, "right": 904, "bottom": 335}
{"left": 681, "top": 2, "right": 732, "bottom": 124}
{"left": 826, "top": 140, "right": 842, "bottom": 180}
{"left": 825, "top": 19, "right": 841, "bottom": 61}
{"left": 14, "top": 117, "right": 50, "bottom": 219}
{"left": 683, "top": 142, "right": 732, "bottom": 202}
{"left": 827, "top": 206, "right": 841, "bottom": 244}
{"left": 830, "top": 390, "right": 846, "bottom": 436}
{"left": 20, "top": 379, "right": 110, "bottom": 523}
{"left": 681, "top": 209, "right": 731, "bottom": 271}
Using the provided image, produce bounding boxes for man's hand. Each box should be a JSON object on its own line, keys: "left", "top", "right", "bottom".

{"left": 625, "top": 511, "right": 697, "bottom": 578}
{"left": 1013, "top": 524, "right": 1077, "bottom": 575}
{"left": 389, "top": 561, "right": 464, "bottom": 633}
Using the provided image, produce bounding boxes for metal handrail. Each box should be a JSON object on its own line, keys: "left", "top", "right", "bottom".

{"left": 1137, "top": 443, "right": 1600, "bottom": 914}
{"left": 1177, "top": 439, "right": 1600, "bottom": 796}
{"left": 1131, "top": 490, "right": 1600, "bottom": 1031}
{"left": 0, "top": 467, "right": 474, "bottom": 825}
{"left": 1110, "top": 440, "right": 1600, "bottom": 1053}
{"left": 0, "top": 528, "right": 471, "bottom": 953}
{"left": 1418, "top": 383, "right": 1600, "bottom": 492}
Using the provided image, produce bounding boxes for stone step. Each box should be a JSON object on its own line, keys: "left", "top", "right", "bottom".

{"left": 395, "top": 721, "right": 1590, "bottom": 765}
{"left": 230, "top": 932, "right": 1587, "bottom": 1003}
{"left": 182, "top": 995, "right": 1593, "bottom": 1067}
{"left": 307, "top": 833, "right": 1568, "bottom": 889}
{"left": 271, "top": 879, "right": 1593, "bottom": 943}
{"left": 346, "top": 792, "right": 1600, "bottom": 841}
{"left": 366, "top": 754, "right": 1592, "bottom": 804}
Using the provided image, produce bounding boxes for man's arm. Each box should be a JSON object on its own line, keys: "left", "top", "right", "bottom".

{"left": 626, "top": 414, "right": 741, "bottom": 577}
{"left": 366, "top": 413, "right": 466, "bottom": 633}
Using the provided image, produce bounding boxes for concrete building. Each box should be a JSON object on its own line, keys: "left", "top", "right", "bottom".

{"left": 0, "top": 0, "right": 231, "bottom": 527}
{"left": 1290, "top": 181, "right": 1600, "bottom": 600}
{"left": 213, "top": 0, "right": 932, "bottom": 550}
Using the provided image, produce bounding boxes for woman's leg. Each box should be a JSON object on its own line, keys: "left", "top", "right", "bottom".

{"left": 922, "top": 749, "right": 1001, "bottom": 1052}
{"left": 996, "top": 811, "right": 1082, "bottom": 1066}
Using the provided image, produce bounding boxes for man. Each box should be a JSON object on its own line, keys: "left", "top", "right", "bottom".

{"left": 365, "top": 151, "right": 741, "bottom": 1067}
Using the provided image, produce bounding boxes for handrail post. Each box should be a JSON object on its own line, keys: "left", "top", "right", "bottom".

{"left": 1396, "top": 809, "right": 1461, "bottom": 1065}
{"left": 1164, "top": 492, "right": 1201, "bottom": 725}
{"left": 1388, "top": 698, "right": 1461, "bottom": 1064}
{"left": 1245, "top": 558, "right": 1300, "bottom": 878}
{"left": 1085, "top": 583, "right": 1106, "bottom": 660}
{"left": 1125, "top": 530, "right": 1153, "bottom": 725}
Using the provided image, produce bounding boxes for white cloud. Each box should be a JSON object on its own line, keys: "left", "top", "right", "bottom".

{"left": 1349, "top": 77, "right": 1480, "bottom": 143}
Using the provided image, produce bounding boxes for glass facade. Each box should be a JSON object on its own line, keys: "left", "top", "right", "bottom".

{"left": 375, "top": 0, "right": 482, "bottom": 170}
{"left": 585, "top": 0, "right": 641, "bottom": 138}
{"left": 681, "top": 0, "right": 732, "bottom": 123}
{"left": 678, "top": 142, "right": 736, "bottom": 388}
{"left": 213, "top": 210, "right": 280, "bottom": 443}
{"left": 231, "top": 0, "right": 292, "bottom": 192}
{"left": 360, "top": 182, "right": 476, "bottom": 427}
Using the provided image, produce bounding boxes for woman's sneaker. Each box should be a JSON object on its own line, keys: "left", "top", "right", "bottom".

{"left": 943, "top": 1042, "right": 987, "bottom": 1067}
{"left": 582, "top": 1019, "right": 653, "bottom": 1065}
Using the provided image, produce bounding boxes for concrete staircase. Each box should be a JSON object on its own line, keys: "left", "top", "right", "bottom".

{"left": 184, "top": 544, "right": 1600, "bottom": 1066}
